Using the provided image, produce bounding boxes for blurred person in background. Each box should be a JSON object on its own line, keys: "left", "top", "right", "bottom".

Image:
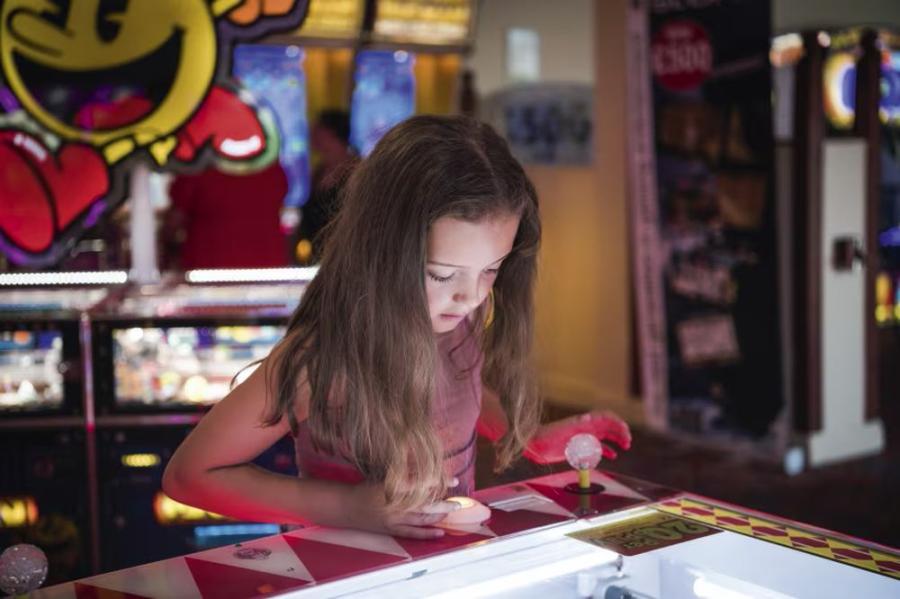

{"left": 165, "top": 161, "right": 289, "bottom": 270}
{"left": 295, "top": 109, "right": 356, "bottom": 263}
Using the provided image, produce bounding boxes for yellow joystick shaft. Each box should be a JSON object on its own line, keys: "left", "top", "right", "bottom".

{"left": 578, "top": 468, "right": 591, "bottom": 489}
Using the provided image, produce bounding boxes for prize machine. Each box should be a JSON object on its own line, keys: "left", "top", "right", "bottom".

{"left": 87, "top": 276, "right": 311, "bottom": 571}
{"left": 769, "top": 27, "right": 898, "bottom": 470}
{"left": 351, "top": 0, "right": 477, "bottom": 155}
{"left": 252, "top": 0, "right": 363, "bottom": 262}
{"left": 232, "top": 43, "right": 312, "bottom": 236}
{"left": 817, "top": 28, "right": 900, "bottom": 329}
{"left": 255, "top": 0, "right": 476, "bottom": 260}
{"left": 0, "top": 277, "right": 124, "bottom": 584}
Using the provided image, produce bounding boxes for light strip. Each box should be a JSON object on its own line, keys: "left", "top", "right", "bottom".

{"left": 694, "top": 578, "right": 755, "bottom": 599}
{"left": 194, "top": 524, "right": 281, "bottom": 538}
{"left": 0, "top": 271, "right": 128, "bottom": 287}
{"left": 185, "top": 267, "right": 319, "bottom": 283}
{"left": 121, "top": 453, "right": 162, "bottom": 468}
{"left": 428, "top": 550, "right": 615, "bottom": 599}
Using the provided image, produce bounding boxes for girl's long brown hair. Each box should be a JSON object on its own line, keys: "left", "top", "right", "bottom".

{"left": 265, "top": 115, "right": 541, "bottom": 508}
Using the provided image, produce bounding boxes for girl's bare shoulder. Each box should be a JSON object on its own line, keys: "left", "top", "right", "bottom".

{"left": 263, "top": 338, "right": 312, "bottom": 424}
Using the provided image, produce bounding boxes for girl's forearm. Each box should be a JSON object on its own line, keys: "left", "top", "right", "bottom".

{"left": 163, "top": 463, "right": 354, "bottom": 528}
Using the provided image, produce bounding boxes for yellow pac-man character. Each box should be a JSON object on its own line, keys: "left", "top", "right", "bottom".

{"left": 0, "top": 0, "right": 306, "bottom": 262}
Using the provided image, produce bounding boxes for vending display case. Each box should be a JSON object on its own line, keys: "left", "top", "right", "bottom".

{"left": 0, "top": 285, "right": 117, "bottom": 583}
{"left": 0, "top": 288, "right": 111, "bottom": 421}
{"left": 90, "top": 283, "right": 305, "bottom": 418}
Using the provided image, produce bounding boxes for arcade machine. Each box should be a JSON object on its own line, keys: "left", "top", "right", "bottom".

{"left": 350, "top": 48, "right": 417, "bottom": 156}
{"left": 0, "top": 275, "right": 124, "bottom": 584}
{"left": 768, "top": 27, "right": 897, "bottom": 470}
{"left": 21, "top": 436, "right": 900, "bottom": 598}
{"left": 233, "top": 43, "right": 312, "bottom": 233}
{"left": 350, "top": 0, "right": 476, "bottom": 154}
{"left": 88, "top": 275, "right": 312, "bottom": 571}
{"left": 819, "top": 28, "right": 900, "bottom": 330}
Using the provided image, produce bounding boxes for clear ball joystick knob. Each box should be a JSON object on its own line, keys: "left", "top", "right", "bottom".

{"left": 0, "top": 544, "right": 48, "bottom": 596}
{"left": 565, "top": 433, "right": 603, "bottom": 471}
{"left": 564, "top": 433, "right": 605, "bottom": 498}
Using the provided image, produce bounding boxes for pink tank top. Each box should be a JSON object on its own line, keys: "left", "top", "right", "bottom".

{"left": 293, "top": 319, "right": 484, "bottom": 496}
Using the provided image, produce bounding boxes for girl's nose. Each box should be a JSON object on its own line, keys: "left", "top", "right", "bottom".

{"left": 453, "top": 280, "right": 484, "bottom": 310}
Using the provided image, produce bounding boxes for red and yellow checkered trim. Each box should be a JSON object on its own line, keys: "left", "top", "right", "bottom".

{"left": 654, "top": 496, "right": 900, "bottom": 580}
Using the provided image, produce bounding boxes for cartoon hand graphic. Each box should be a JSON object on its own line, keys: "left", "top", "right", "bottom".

{"left": 173, "top": 86, "right": 266, "bottom": 163}
{"left": 0, "top": 132, "right": 108, "bottom": 254}
{"left": 227, "top": 0, "right": 300, "bottom": 25}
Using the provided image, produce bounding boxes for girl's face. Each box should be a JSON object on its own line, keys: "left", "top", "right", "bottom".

{"left": 425, "top": 213, "right": 520, "bottom": 333}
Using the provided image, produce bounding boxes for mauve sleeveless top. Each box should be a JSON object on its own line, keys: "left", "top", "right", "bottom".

{"left": 293, "top": 319, "right": 484, "bottom": 496}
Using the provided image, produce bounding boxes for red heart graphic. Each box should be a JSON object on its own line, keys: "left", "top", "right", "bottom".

{"left": 0, "top": 132, "right": 108, "bottom": 254}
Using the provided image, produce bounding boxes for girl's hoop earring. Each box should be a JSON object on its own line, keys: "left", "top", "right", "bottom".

{"left": 484, "top": 289, "right": 496, "bottom": 328}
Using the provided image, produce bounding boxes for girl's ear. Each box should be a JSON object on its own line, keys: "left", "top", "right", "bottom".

{"left": 210, "top": 0, "right": 245, "bottom": 18}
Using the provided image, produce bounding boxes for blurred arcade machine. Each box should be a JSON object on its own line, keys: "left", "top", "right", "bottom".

{"left": 771, "top": 27, "right": 899, "bottom": 469}
{"left": 232, "top": 43, "right": 312, "bottom": 233}
{"left": 0, "top": 274, "right": 125, "bottom": 584}
{"left": 352, "top": 0, "right": 476, "bottom": 153}
{"left": 266, "top": 0, "right": 475, "bottom": 155}
{"left": 255, "top": 0, "right": 476, "bottom": 263}
{"left": 87, "top": 273, "right": 311, "bottom": 571}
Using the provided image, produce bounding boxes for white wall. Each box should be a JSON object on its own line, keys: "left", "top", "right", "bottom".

{"left": 468, "top": 0, "right": 594, "bottom": 97}
{"left": 469, "top": 0, "right": 900, "bottom": 98}
{"left": 774, "top": 0, "right": 900, "bottom": 33}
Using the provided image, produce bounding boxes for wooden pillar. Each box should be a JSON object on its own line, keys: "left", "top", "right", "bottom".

{"left": 853, "top": 28, "right": 882, "bottom": 423}
{"left": 791, "top": 31, "right": 825, "bottom": 432}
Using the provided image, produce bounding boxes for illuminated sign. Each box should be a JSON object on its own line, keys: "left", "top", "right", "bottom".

{"left": 822, "top": 28, "right": 900, "bottom": 130}
{"left": 0, "top": 496, "right": 39, "bottom": 528}
{"left": 297, "top": 0, "right": 364, "bottom": 39}
{"left": 372, "top": 0, "right": 473, "bottom": 46}
{"left": 0, "top": 1, "right": 311, "bottom": 268}
{"left": 153, "top": 492, "right": 229, "bottom": 525}
{"left": 121, "top": 453, "right": 162, "bottom": 468}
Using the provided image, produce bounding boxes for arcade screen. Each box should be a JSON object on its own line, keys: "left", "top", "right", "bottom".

{"left": 112, "top": 325, "right": 284, "bottom": 407}
{"left": 0, "top": 288, "right": 108, "bottom": 313}
{"left": 821, "top": 28, "right": 900, "bottom": 326}
{"left": 350, "top": 49, "right": 416, "bottom": 156}
{"left": 233, "top": 44, "right": 311, "bottom": 213}
{"left": 0, "top": 330, "right": 64, "bottom": 411}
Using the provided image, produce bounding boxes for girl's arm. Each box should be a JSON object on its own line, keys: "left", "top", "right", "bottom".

{"left": 478, "top": 386, "right": 632, "bottom": 465}
{"left": 163, "top": 357, "right": 457, "bottom": 538}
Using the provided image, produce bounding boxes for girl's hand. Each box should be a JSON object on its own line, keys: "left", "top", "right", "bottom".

{"left": 524, "top": 411, "right": 632, "bottom": 464}
{"left": 344, "top": 479, "right": 461, "bottom": 539}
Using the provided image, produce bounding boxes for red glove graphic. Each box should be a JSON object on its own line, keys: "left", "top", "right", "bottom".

{"left": 524, "top": 411, "right": 632, "bottom": 465}
{"left": 0, "top": 131, "right": 108, "bottom": 254}
{"left": 173, "top": 86, "right": 266, "bottom": 163}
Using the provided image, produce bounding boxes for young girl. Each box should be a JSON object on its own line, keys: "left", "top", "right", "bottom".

{"left": 163, "top": 115, "right": 631, "bottom": 539}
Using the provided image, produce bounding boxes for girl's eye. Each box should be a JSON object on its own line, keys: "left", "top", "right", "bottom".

{"left": 483, "top": 268, "right": 499, "bottom": 277}
{"left": 428, "top": 271, "right": 453, "bottom": 283}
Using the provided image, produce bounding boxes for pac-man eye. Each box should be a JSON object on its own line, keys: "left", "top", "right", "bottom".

{"left": 97, "top": 0, "right": 129, "bottom": 42}
{"left": 39, "top": 0, "right": 71, "bottom": 29}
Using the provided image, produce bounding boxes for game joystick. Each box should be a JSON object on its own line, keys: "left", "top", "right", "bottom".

{"left": 0, "top": 544, "right": 48, "bottom": 596}
{"left": 442, "top": 496, "right": 491, "bottom": 526}
{"left": 564, "top": 433, "right": 605, "bottom": 517}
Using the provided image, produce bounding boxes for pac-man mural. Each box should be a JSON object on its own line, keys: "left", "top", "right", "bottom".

{"left": 0, "top": 0, "right": 309, "bottom": 267}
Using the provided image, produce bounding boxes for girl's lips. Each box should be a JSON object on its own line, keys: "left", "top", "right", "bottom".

{"left": 440, "top": 313, "right": 464, "bottom": 320}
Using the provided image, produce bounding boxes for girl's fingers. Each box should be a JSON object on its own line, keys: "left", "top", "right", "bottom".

{"left": 390, "top": 525, "right": 445, "bottom": 539}
{"left": 393, "top": 511, "right": 449, "bottom": 527}
{"left": 586, "top": 412, "right": 632, "bottom": 449}
{"left": 601, "top": 444, "right": 619, "bottom": 460}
